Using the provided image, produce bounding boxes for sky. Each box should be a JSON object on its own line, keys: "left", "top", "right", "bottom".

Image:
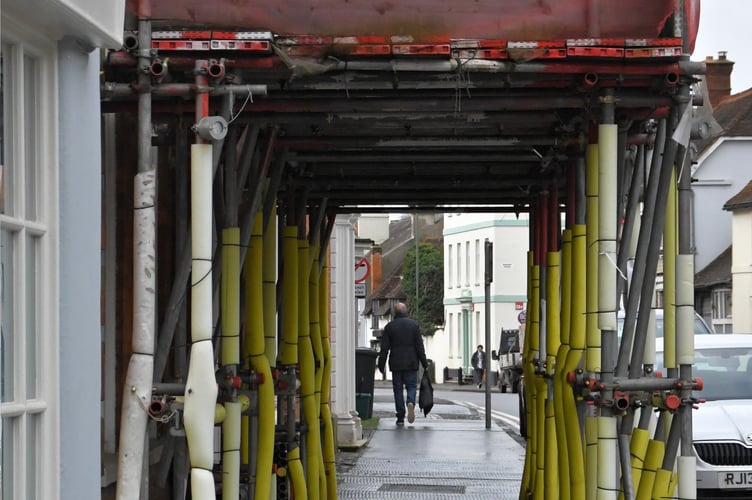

{"left": 693, "top": 0, "right": 752, "bottom": 94}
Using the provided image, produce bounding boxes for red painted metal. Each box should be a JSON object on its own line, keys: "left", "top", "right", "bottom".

{"left": 567, "top": 47, "right": 624, "bottom": 58}
{"left": 152, "top": 30, "right": 211, "bottom": 39}
{"left": 126, "top": 0, "right": 700, "bottom": 53}
{"left": 153, "top": 40, "right": 211, "bottom": 50}
{"left": 392, "top": 44, "right": 451, "bottom": 56}
{"left": 625, "top": 47, "right": 683, "bottom": 59}
{"left": 209, "top": 40, "right": 271, "bottom": 52}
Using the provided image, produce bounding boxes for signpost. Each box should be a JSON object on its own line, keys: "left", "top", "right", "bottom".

{"left": 354, "top": 257, "right": 370, "bottom": 297}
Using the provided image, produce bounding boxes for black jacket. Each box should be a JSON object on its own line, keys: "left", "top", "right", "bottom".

{"left": 471, "top": 350, "right": 484, "bottom": 369}
{"left": 378, "top": 314, "right": 428, "bottom": 372}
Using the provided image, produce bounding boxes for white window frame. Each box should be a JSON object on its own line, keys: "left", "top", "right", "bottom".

{"left": 464, "top": 240, "right": 470, "bottom": 286}
{"left": 0, "top": 18, "right": 60, "bottom": 500}
{"left": 447, "top": 244, "right": 453, "bottom": 288}
{"left": 711, "top": 287, "right": 732, "bottom": 334}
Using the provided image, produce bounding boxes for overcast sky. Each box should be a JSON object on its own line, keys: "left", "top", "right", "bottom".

{"left": 693, "top": 0, "right": 752, "bottom": 94}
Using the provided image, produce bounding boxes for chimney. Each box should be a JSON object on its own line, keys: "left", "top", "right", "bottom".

{"left": 370, "top": 244, "right": 383, "bottom": 293}
{"left": 705, "top": 51, "right": 734, "bottom": 108}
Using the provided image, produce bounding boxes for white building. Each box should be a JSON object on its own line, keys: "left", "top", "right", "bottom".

{"left": 435, "top": 213, "right": 528, "bottom": 382}
{"left": 2, "top": 0, "right": 125, "bottom": 498}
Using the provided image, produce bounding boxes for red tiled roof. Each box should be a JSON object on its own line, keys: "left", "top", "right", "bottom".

{"left": 712, "top": 88, "right": 752, "bottom": 138}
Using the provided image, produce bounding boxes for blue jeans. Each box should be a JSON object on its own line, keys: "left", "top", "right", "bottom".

{"left": 391, "top": 370, "right": 418, "bottom": 420}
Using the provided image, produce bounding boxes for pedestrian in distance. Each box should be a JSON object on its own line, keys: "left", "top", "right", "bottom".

{"left": 377, "top": 302, "right": 429, "bottom": 425}
{"left": 471, "top": 345, "right": 485, "bottom": 388}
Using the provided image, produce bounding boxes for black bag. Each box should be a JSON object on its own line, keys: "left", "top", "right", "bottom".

{"left": 418, "top": 371, "right": 434, "bottom": 417}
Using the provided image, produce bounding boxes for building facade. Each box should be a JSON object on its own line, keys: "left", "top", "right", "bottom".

{"left": 438, "top": 213, "right": 528, "bottom": 382}
{"left": 1, "top": 0, "right": 124, "bottom": 498}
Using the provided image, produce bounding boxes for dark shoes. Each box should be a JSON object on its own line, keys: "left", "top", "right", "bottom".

{"left": 396, "top": 419, "right": 404, "bottom": 426}
{"left": 407, "top": 403, "right": 415, "bottom": 423}
{"left": 477, "top": 383, "right": 482, "bottom": 388}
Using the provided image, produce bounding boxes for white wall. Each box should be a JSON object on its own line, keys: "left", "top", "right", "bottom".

{"left": 442, "top": 213, "right": 529, "bottom": 377}
{"left": 731, "top": 208, "right": 752, "bottom": 332}
{"left": 5, "top": 0, "right": 125, "bottom": 48}
{"left": 357, "top": 214, "right": 390, "bottom": 244}
{"left": 693, "top": 138, "right": 752, "bottom": 270}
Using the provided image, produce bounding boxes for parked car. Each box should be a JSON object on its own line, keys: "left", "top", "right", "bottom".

{"left": 617, "top": 308, "right": 713, "bottom": 338}
{"left": 518, "top": 310, "right": 715, "bottom": 439}
{"left": 492, "top": 327, "right": 523, "bottom": 393}
{"left": 656, "top": 334, "right": 752, "bottom": 499}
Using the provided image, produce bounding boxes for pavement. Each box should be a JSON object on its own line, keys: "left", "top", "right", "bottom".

{"left": 336, "top": 381, "right": 526, "bottom": 499}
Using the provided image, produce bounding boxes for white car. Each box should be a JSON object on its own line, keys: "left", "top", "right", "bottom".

{"left": 618, "top": 308, "right": 713, "bottom": 338}
{"left": 656, "top": 334, "right": 752, "bottom": 499}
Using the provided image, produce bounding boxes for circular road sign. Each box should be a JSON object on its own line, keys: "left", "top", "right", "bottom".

{"left": 354, "top": 257, "right": 370, "bottom": 284}
{"left": 518, "top": 310, "right": 527, "bottom": 324}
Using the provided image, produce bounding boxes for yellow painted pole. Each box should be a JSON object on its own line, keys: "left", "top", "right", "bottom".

{"left": 221, "top": 227, "right": 241, "bottom": 499}
{"left": 309, "top": 246, "right": 327, "bottom": 498}
{"left": 545, "top": 249, "right": 561, "bottom": 500}
{"left": 280, "top": 224, "right": 306, "bottom": 499}
{"left": 243, "top": 214, "right": 274, "bottom": 499}
{"left": 585, "top": 143, "right": 601, "bottom": 374}
{"left": 280, "top": 226, "right": 299, "bottom": 366}
{"left": 555, "top": 230, "right": 571, "bottom": 500}
{"left": 298, "top": 239, "right": 321, "bottom": 500}
{"left": 663, "top": 170, "right": 677, "bottom": 371}
{"left": 562, "top": 223, "right": 587, "bottom": 500}
{"left": 319, "top": 252, "right": 338, "bottom": 498}
{"left": 532, "top": 260, "right": 546, "bottom": 500}
{"left": 635, "top": 439, "right": 664, "bottom": 500}
{"left": 585, "top": 141, "right": 600, "bottom": 500}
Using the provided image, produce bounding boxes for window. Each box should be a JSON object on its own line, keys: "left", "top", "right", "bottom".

{"left": 456, "top": 242, "right": 462, "bottom": 286}
{"left": 475, "top": 310, "right": 481, "bottom": 346}
{"left": 465, "top": 240, "right": 470, "bottom": 286}
{"left": 711, "top": 288, "right": 732, "bottom": 334}
{"left": 447, "top": 244, "right": 453, "bottom": 288}
{"left": 1, "top": 34, "right": 56, "bottom": 499}
{"left": 447, "top": 313, "right": 453, "bottom": 358}
{"left": 474, "top": 239, "right": 480, "bottom": 284}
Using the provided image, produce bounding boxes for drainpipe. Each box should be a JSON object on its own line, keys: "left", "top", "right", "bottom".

{"left": 115, "top": 6, "right": 156, "bottom": 498}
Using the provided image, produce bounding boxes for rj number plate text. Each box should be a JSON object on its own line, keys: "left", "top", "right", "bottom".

{"left": 719, "top": 471, "right": 752, "bottom": 489}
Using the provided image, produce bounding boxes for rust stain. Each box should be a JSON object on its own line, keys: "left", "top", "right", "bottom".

{"left": 374, "top": 2, "right": 396, "bottom": 16}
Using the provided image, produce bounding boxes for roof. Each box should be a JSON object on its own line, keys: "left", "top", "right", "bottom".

{"left": 362, "top": 270, "right": 405, "bottom": 316}
{"left": 723, "top": 180, "right": 752, "bottom": 211}
{"left": 694, "top": 246, "right": 731, "bottom": 289}
{"left": 712, "top": 88, "right": 752, "bottom": 138}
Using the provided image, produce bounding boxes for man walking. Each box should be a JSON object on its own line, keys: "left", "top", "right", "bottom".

{"left": 377, "top": 302, "right": 428, "bottom": 425}
{"left": 471, "top": 345, "right": 485, "bottom": 388}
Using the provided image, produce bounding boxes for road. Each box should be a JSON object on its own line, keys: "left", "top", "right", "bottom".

{"left": 433, "top": 388, "right": 522, "bottom": 434}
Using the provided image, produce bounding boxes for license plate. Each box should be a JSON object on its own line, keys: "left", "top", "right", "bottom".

{"left": 718, "top": 471, "right": 752, "bottom": 489}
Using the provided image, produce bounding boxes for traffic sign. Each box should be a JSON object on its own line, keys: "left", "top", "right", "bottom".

{"left": 518, "top": 310, "right": 527, "bottom": 324}
{"left": 354, "top": 257, "right": 370, "bottom": 284}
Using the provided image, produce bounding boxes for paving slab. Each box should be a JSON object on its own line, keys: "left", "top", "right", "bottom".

{"left": 337, "top": 388, "right": 526, "bottom": 499}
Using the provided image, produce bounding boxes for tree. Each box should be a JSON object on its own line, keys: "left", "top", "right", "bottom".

{"left": 402, "top": 242, "right": 444, "bottom": 336}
